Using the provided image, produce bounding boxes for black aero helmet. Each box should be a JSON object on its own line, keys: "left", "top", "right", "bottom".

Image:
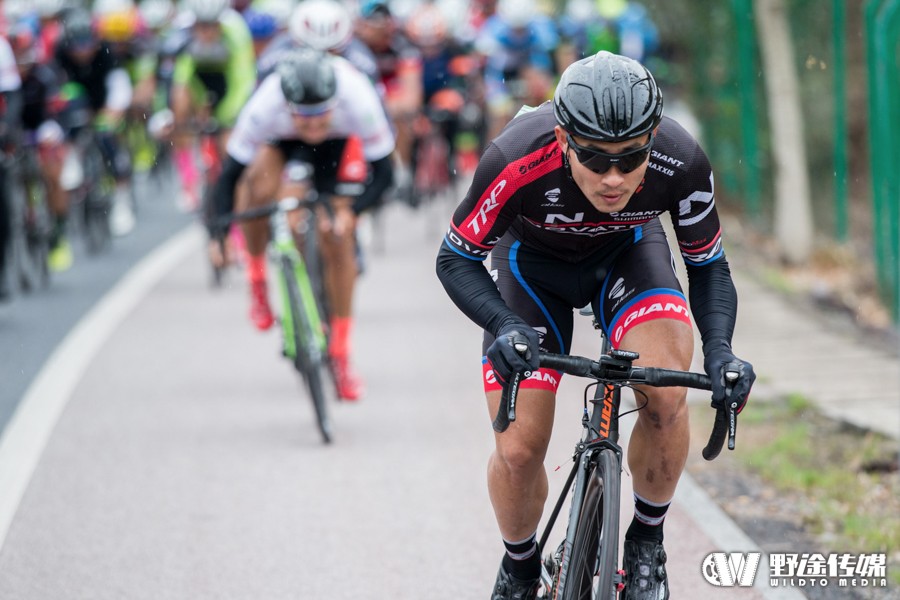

{"left": 277, "top": 48, "right": 337, "bottom": 106}
{"left": 554, "top": 51, "right": 663, "bottom": 142}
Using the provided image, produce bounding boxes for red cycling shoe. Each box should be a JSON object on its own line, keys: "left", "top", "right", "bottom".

{"left": 249, "top": 279, "right": 274, "bottom": 331}
{"left": 331, "top": 355, "right": 364, "bottom": 401}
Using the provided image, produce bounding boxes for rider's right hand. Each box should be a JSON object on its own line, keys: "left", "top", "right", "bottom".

{"left": 486, "top": 322, "right": 541, "bottom": 384}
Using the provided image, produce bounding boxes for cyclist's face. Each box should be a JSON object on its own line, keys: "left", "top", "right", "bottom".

{"left": 194, "top": 22, "right": 222, "bottom": 43}
{"left": 555, "top": 126, "right": 653, "bottom": 214}
{"left": 69, "top": 42, "right": 99, "bottom": 65}
{"left": 291, "top": 111, "right": 333, "bottom": 145}
{"left": 357, "top": 16, "right": 394, "bottom": 50}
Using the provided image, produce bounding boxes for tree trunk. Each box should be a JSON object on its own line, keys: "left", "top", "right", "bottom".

{"left": 754, "top": 0, "right": 814, "bottom": 264}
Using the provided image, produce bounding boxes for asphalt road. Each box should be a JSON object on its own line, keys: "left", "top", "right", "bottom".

{"left": 0, "top": 196, "right": 787, "bottom": 599}
{"left": 0, "top": 173, "right": 193, "bottom": 431}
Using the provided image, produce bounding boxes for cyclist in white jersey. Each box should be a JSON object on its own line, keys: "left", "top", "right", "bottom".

{"left": 209, "top": 49, "right": 395, "bottom": 400}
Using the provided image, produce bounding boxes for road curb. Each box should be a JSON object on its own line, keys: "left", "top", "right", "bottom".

{"left": 677, "top": 473, "right": 807, "bottom": 600}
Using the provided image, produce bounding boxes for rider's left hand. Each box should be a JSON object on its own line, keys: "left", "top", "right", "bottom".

{"left": 703, "top": 348, "right": 755, "bottom": 414}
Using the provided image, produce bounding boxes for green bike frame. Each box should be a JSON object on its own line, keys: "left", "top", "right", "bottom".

{"left": 273, "top": 217, "right": 326, "bottom": 362}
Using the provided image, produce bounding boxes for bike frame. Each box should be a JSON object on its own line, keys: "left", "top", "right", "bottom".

{"left": 493, "top": 314, "right": 730, "bottom": 598}
{"left": 220, "top": 187, "right": 335, "bottom": 443}
{"left": 271, "top": 203, "right": 328, "bottom": 364}
{"left": 538, "top": 331, "right": 625, "bottom": 597}
{"left": 6, "top": 140, "right": 51, "bottom": 292}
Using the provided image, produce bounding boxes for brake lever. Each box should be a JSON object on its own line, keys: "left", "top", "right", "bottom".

{"left": 491, "top": 342, "right": 530, "bottom": 433}
{"left": 724, "top": 363, "right": 741, "bottom": 450}
{"left": 701, "top": 362, "right": 741, "bottom": 460}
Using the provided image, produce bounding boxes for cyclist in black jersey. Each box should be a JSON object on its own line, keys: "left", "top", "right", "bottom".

{"left": 54, "top": 7, "right": 136, "bottom": 236}
{"left": 436, "top": 51, "right": 755, "bottom": 600}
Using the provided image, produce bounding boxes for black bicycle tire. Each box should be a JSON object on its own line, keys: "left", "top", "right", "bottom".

{"left": 82, "top": 142, "right": 112, "bottom": 254}
{"left": 23, "top": 168, "right": 50, "bottom": 290}
{"left": 280, "top": 255, "right": 333, "bottom": 444}
{"left": 302, "top": 222, "right": 330, "bottom": 325}
{"left": 8, "top": 169, "right": 46, "bottom": 293}
{"left": 300, "top": 221, "right": 340, "bottom": 395}
{"left": 561, "top": 448, "right": 621, "bottom": 600}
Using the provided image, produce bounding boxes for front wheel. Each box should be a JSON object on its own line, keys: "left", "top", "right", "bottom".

{"left": 9, "top": 174, "right": 50, "bottom": 292}
{"left": 560, "top": 448, "right": 621, "bottom": 600}
{"left": 279, "top": 255, "right": 334, "bottom": 444}
{"left": 81, "top": 142, "right": 113, "bottom": 254}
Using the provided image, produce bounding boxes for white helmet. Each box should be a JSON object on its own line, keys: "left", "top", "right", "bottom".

{"left": 33, "top": 0, "right": 66, "bottom": 18}
{"left": 185, "top": 0, "right": 229, "bottom": 23}
{"left": 4, "top": 0, "right": 32, "bottom": 21}
{"left": 497, "top": 0, "right": 534, "bottom": 29}
{"left": 139, "top": 0, "right": 175, "bottom": 29}
{"left": 289, "top": 0, "right": 352, "bottom": 52}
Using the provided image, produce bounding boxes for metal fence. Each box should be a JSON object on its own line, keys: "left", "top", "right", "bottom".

{"left": 865, "top": 0, "right": 900, "bottom": 320}
{"left": 635, "top": 0, "right": 899, "bottom": 318}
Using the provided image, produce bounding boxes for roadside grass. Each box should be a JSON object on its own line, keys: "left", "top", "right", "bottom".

{"left": 689, "top": 394, "right": 900, "bottom": 588}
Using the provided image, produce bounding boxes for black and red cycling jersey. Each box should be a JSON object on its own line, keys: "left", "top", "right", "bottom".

{"left": 445, "top": 102, "right": 721, "bottom": 266}
{"left": 437, "top": 101, "right": 738, "bottom": 379}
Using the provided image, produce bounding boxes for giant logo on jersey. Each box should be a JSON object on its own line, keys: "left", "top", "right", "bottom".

{"left": 482, "top": 362, "right": 560, "bottom": 392}
{"left": 609, "top": 293, "right": 691, "bottom": 346}
{"left": 518, "top": 146, "right": 559, "bottom": 175}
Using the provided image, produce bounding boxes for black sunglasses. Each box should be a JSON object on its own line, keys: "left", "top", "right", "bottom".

{"left": 566, "top": 133, "right": 654, "bottom": 174}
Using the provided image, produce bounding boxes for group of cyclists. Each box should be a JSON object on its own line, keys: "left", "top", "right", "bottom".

{"left": 0, "top": 0, "right": 758, "bottom": 598}
{"left": 0, "top": 0, "right": 665, "bottom": 395}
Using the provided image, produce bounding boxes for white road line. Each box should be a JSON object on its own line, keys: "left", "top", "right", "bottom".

{"left": 0, "top": 225, "right": 202, "bottom": 551}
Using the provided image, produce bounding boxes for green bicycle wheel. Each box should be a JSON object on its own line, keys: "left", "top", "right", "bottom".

{"left": 279, "top": 255, "right": 333, "bottom": 444}
{"left": 560, "top": 448, "right": 621, "bottom": 600}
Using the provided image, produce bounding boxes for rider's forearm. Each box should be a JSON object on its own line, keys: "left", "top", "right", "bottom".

{"left": 352, "top": 155, "right": 393, "bottom": 215}
{"left": 686, "top": 256, "right": 738, "bottom": 354}
{"left": 436, "top": 242, "right": 524, "bottom": 338}
{"left": 206, "top": 155, "right": 247, "bottom": 235}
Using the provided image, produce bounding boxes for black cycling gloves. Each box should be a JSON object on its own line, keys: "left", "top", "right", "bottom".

{"left": 486, "top": 322, "right": 541, "bottom": 384}
{"left": 703, "top": 346, "right": 755, "bottom": 413}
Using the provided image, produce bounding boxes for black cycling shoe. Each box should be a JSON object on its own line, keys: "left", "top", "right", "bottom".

{"left": 491, "top": 562, "right": 540, "bottom": 600}
{"left": 623, "top": 538, "right": 670, "bottom": 600}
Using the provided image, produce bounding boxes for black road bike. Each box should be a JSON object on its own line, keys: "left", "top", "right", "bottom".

{"left": 6, "top": 142, "right": 50, "bottom": 292}
{"left": 493, "top": 320, "right": 741, "bottom": 599}
{"left": 69, "top": 126, "right": 116, "bottom": 254}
